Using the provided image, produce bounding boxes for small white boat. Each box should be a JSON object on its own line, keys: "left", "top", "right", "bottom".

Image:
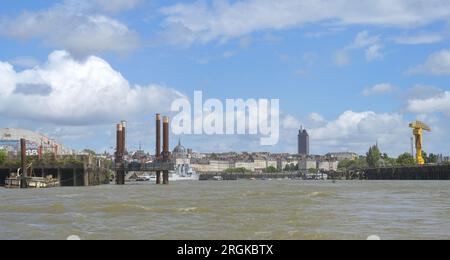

{"left": 212, "top": 176, "right": 223, "bottom": 181}
{"left": 136, "top": 174, "right": 151, "bottom": 182}
{"left": 304, "top": 172, "right": 328, "bottom": 180}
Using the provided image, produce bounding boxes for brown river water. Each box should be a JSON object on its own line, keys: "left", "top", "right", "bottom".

{"left": 0, "top": 180, "right": 449, "bottom": 240}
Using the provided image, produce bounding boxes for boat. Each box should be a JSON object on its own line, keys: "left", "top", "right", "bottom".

{"left": 4, "top": 168, "right": 59, "bottom": 189}
{"left": 303, "top": 172, "right": 328, "bottom": 180}
{"left": 5, "top": 176, "right": 59, "bottom": 189}
{"left": 136, "top": 174, "right": 151, "bottom": 182}
{"left": 212, "top": 176, "right": 224, "bottom": 181}
{"left": 169, "top": 164, "right": 199, "bottom": 181}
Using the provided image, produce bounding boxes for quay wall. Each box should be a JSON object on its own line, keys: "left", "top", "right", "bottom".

{"left": 363, "top": 165, "right": 450, "bottom": 180}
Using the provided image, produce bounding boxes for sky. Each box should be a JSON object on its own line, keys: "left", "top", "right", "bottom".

{"left": 1, "top": 0, "right": 450, "bottom": 156}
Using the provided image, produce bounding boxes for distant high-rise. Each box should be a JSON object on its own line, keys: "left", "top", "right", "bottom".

{"left": 298, "top": 127, "right": 309, "bottom": 155}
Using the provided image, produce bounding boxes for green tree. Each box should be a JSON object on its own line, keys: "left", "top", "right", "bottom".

{"left": 396, "top": 153, "right": 416, "bottom": 166}
{"left": 263, "top": 166, "right": 278, "bottom": 173}
{"left": 366, "top": 145, "right": 381, "bottom": 168}
{"left": 427, "top": 153, "right": 438, "bottom": 164}
{"left": 0, "top": 150, "right": 6, "bottom": 165}
{"left": 308, "top": 168, "right": 319, "bottom": 173}
{"left": 283, "top": 163, "right": 299, "bottom": 172}
{"left": 82, "top": 149, "right": 97, "bottom": 156}
{"left": 338, "top": 158, "right": 368, "bottom": 170}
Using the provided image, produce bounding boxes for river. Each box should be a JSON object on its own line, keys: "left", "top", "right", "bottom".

{"left": 0, "top": 180, "right": 449, "bottom": 240}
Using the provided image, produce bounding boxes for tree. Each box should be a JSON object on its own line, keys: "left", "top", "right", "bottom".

{"left": 427, "top": 153, "right": 438, "bottom": 164}
{"left": 263, "top": 166, "right": 278, "bottom": 173}
{"left": 284, "top": 163, "right": 299, "bottom": 172}
{"left": 366, "top": 145, "right": 381, "bottom": 168}
{"left": 338, "top": 158, "right": 368, "bottom": 170}
{"left": 82, "top": 149, "right": 97, "bottom": 156}
{"left": 308, "top": 168, "right": 319, "bottom": 173}
{"left": 0, "top": 150, "right": 6, "bottom": 165}
{"left": 396, "top": 153, "right": 416, "bottom": 166}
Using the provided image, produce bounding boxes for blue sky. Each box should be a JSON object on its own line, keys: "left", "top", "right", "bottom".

{"left": 1, "top": 0, "right": 450, "bottom": 156}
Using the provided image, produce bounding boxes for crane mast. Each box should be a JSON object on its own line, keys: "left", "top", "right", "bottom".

{"left": 409, "top": 121, "right": 431, "bottom": 165}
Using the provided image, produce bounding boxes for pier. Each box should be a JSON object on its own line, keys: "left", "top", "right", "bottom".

{"left": 0, "top": 156, "right": 110, "bottom": 187}
{"left": 1, "top": 137, "right": 109, "bottom": 188}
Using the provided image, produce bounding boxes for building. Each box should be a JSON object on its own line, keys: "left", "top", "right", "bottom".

{"left": 172, "top": 139, "right": 191, "bottom": 166}
{"left": 325, "top": 152, "right": 358, "bottom": 161}
{"left": 267, "top": 160, "right": 278, "bottom": 169}
{"left": 234, "top": 161, "right": 255, "bottom": 172}
{"left": 318, "top": 160, "right": 339, "bottom": 171}
{"left": 0, "top": 128, "right": 74, "bottom": 157}
{"left": 191, "top": 160, "right": 231, "bottom": 173}
{"left": 298, "top": 127, "right": 310, "bottom": 155}
{"left": 299, "top": 157, "right": 317, "bottom": 170}
{"left": 253, "top": 158, "right": 268, "bottom": 171}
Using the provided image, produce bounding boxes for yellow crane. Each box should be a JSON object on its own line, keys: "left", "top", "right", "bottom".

{"left": 409, "top": 121, "right": 431, "bottom": 165}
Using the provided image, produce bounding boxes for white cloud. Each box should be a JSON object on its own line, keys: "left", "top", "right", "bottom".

{"left": 362, "top": 83, "right": 395, "bottom": 96}
{"left": 349, "top": 31, "right": 380, "bottom": 49}
{"left": 365, "top": 44, "right": 383, "bottom": 61}
{"left": 0, "top": 50, "right": 184, "bottom": 125}
{"left": 281, "top": 115, "right": 301, "bottom": 130}
{"left": 349, "top": 31, "right": 383, "bottom": 62}
{"left": 160, "top": 0, "right": 450, "bottom": 45}
{"left": 308, "top": 111, "right": 410, "bottom": 155}
{"left": 407, "top": 91, "right": 450, "bottom": 116}
{"left": 394, "top": 32, "right": 446, "bottom": 45}
{"left": 0, "top": 2, "right": 140, "bottom": 56}
{"left": 409, "top": 50, "right": 450, "bottom": 75}
{"left": 335, "top": 31, "right": 383, "bottom": 65}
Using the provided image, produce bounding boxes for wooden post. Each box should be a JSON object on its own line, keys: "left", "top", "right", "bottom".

{"left": 162, "top": 116, "right": 170, "bottom": 185}
{"left": 20, "top": 139, "right": 28, "bottom": 188}
{"left": 156, "top": 114, "right": 162, "bottom": 184}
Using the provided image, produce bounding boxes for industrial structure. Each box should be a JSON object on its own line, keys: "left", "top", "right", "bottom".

{"left": 114, "top": 114, "right": 174, "bottom": 185}
{"left": 298, "top": 127, "right": 310, "bottom": 156}
{"left": 409, "top": 121, "right": 431, "bottom": 165}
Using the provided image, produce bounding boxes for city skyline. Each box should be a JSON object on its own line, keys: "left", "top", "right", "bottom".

{"left": 1, "top": 0, "right": 450, "bottom": 156}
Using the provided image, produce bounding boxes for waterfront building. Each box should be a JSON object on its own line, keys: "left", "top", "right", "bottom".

{"left": 299, "top": 157, "right": 317, "bottom": 170}
{"left": 325, "top": 152, "right": 358, "bottom": 161}
{"left": 191, "top": 160, "right": 232, "bottom": 173}
{"left": 318, "top": 160, "right": 339, "bottom": 171}
{"left": 172, "top": 139, "right": 190, "bottom": 166}
{"left": 234, "top": 161, "right": 255, "bottom": 172}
